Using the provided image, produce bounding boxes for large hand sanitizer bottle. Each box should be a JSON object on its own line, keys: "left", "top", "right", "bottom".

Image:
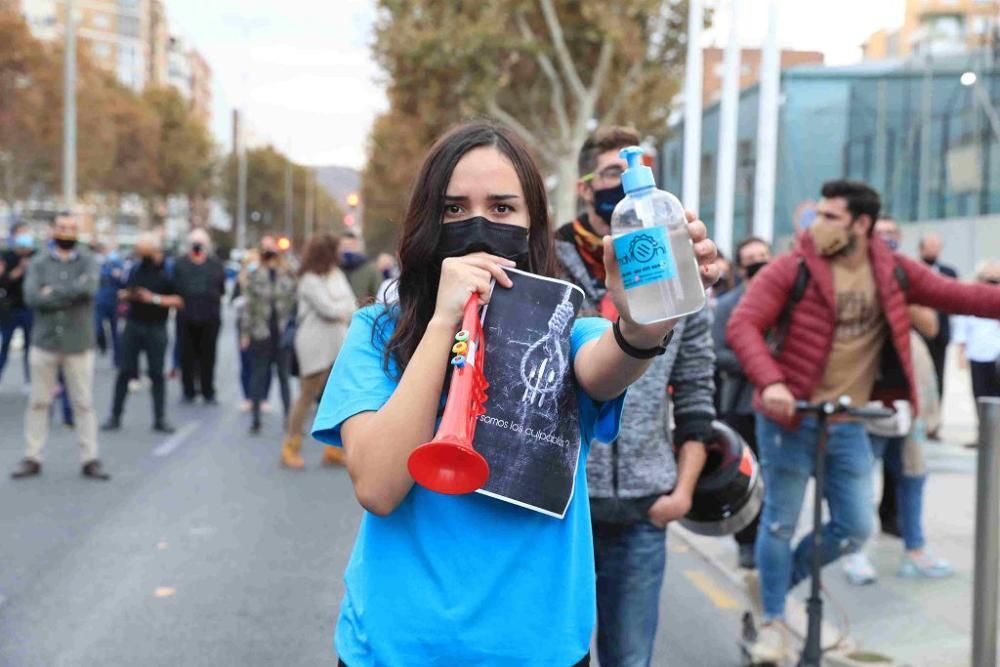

{"left": 611, "top": 146, "right": 706, "bottom": 324}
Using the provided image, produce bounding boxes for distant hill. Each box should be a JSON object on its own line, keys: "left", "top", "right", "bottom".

{"left": 315, "top": 166, "right": 360, "bottom": 207}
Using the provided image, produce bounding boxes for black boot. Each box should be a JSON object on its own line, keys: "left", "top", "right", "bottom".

{"left": 101, "top": 416, "right": 121, "bottom": 431}
{"left": 11, "top": 458, "right": 41, "bottom": 479}
{"left": 82, "top": 459, "right": 111, "bottom": 481}
{"left": 153, "top": 421, "right": 176, "bottom": 434}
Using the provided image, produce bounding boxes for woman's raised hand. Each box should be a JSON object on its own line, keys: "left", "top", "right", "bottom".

{"left": 433, "top": 253, "right": 515, "bottom": 326}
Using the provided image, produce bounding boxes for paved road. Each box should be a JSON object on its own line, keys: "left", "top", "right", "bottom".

{"left": 0, "top": 314, "right": 745, "bottom": 666}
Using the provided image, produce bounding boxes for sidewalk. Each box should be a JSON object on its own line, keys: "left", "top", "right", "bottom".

{"left": 673, "top": 348, "right": 994, "bottom": 666}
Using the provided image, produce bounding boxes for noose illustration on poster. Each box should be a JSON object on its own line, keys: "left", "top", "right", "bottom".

{"left": 517, "top": 286, "right": 575, "bottom": 437}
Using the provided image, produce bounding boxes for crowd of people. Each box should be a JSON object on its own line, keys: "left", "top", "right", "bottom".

{"left": 1, "top": 213, "right": 397, "bottom": 482}
{"left": 2, "top": 121, "right": 999, "bottom": 667}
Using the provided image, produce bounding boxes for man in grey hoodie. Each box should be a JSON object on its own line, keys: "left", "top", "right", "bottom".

{"left": 555, "top": 126, "right": 715, "bottom": 667}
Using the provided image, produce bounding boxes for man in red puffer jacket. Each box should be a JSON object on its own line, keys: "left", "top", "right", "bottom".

{"left": 726, "top": 179, "right": 1000, "bottom": 661}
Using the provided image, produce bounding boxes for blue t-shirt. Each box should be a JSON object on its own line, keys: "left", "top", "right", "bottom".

{"left": 312, "top": 305, "right": 624, "bottom": 667}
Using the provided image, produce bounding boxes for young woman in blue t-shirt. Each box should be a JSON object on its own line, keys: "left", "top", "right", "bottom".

{"left": 313, "top": 121, "right": 718, "bottom": 667}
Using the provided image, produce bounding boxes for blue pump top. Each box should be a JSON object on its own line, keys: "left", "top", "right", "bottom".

{"left": 620, "top": 146, "right": 655, "bottom": 195}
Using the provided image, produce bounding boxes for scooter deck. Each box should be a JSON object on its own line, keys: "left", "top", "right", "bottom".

{"left": 738, "top": 608, "right": 804, "bottom": 666}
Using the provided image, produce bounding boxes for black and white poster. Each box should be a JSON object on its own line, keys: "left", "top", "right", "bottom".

{"left": 473, "top": 269, "right": 586, "bottom": 518}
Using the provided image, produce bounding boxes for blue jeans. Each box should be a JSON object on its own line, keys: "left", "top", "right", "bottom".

{"left": 755, "top": 415, "right": 875, "bottom": 620}
{"left": 869, "top": 435, "right": 925, "bottom": 551}
{"left": 592, "top": 519, "right": 666, "bottom": 667}
{"left": 238, "top": 330, "right": 271, "bottom": 401}
{"left": 0, "top": 306, "right": 33, "bottom": 383}
{"left": 49, "top": 368, "right": 74, "bottom": 425}
{"left": 94, "top": 301, "right": 120, "bottom": 367}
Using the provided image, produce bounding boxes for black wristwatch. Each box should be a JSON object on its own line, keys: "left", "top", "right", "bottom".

{"left": 612, "top": 318, "right": 674, "bottom": 359}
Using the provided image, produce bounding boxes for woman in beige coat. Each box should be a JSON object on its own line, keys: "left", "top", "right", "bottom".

{"left": 281, "top": 233, "right": 356, "bottom": 469}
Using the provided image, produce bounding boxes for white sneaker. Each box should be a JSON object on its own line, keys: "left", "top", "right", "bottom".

{"left": 843, "top": 551, "right": 878, "bottom": 585}
{"left": 750, "top": 620, "right": 790, "bottom": 664}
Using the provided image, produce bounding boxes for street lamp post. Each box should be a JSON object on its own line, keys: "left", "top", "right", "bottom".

{"left": 63, "top": 0, "right": 77, "bottom": 210}
{"left": 962, "top": 71, "right": 1000, "bottom": 144}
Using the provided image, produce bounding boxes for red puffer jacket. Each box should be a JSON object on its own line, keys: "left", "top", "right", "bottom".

{"left": 727, "top": 232, "right": 1000, "bottom": 427}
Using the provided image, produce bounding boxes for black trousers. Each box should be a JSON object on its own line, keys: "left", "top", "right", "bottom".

{"left": 112, "top": 321, "right": 168, "bottom": 423}
{"left": 250, "top": 337, "right": 290, "bottom": 425}
{"left": 178, "top": 317, "right": 221, "bottom": 400}
{"left": 971, "top": 360, "right": 1000, "bottom": 399}
{"left": 723, "top": 412, "right": 761, "bottom": 548}
{"left": 926, "top": 339, "right": 948, "bottom": 401}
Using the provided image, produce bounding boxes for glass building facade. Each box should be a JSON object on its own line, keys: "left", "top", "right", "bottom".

{"left": 661, "top": 55, "right": 1000, "bottom": 244}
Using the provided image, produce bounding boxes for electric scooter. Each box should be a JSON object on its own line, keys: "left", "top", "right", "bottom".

{"left": 741, "top": 396, "right": 893, "bottom": 667}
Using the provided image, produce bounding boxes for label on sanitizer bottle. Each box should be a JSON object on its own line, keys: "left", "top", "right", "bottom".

{"left": 613, "top": 227, "right": 676, "bottom": 290}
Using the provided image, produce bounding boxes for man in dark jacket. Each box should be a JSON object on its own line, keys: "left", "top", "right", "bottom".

{"left": 0, "top": 221, "right": 37, "bottom": 387}
{"left": 173, "top": 228, "right": 226, "bottom": 404}
{"left": 102, "top": 233, "right": 184, "bottom": 433}
{"left": 917, "top": 232, "right": 958, "bottom": 437}
{"left": 10, "top": 213, "right": 108, "bottom": 481}
{"left": 727, "top": 180, "right": 1000, "bottom": 662}
{"left": 712, "top": 236, "right": 771, "bottom": 569}
{"left": 556, "top": 125, "right": 713, "bottom": 667}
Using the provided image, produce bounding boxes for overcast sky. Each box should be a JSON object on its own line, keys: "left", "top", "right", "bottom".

{"left": 166, "top": 0, "right": 906, "bottom": 169}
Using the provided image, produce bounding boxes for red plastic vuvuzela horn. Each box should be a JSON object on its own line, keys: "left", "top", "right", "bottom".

{"left": 407, "top": 294, "right": 491, "bottom": 495}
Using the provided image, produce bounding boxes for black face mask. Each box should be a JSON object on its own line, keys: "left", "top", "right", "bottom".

{"left": 436, "top": 217, "right": 530, "bottom": 270}
{"left": 592, "top": 183, "right": 626, "bottom": 225}
{"left": 744, "top": 261, "right": 768, "bottom": 279}
{"left": 922, "top": 256, "right": 937, "bottom": 266}
{"left": 140, "top": 255, "right": 154, "bottom": 267}
{"left": 261, "top": 249, "right": 277, "bottom": 261}
{"left": 986, "top": 279, "right": 1000, "bottom": 286}
{"left": 191, "top": 242, "right": 204, "bottom": 254}
{"left": 54, "top": 238, "right": 77, "bottom": 251}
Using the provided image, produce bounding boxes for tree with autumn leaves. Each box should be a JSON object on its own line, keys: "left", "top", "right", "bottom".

{"left": 220, "top": 146, "right": 344, "bottom": 249}
{"left": 0, "top": 8, "right": 214, "bottom": 220}
{"left": 362, "top": 0, "right": 699, "bottom": 254}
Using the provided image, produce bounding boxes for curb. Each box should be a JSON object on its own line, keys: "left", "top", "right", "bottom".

{"left": 669, "top": 524, "right": 896, "bottom": 666}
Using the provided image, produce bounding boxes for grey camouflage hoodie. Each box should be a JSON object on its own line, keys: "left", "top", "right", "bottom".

{"left": 555, "top": 227, "right": 717, "bottom": 499}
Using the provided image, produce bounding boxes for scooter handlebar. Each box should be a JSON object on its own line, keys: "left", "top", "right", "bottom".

{"left": 794, "top": 399, "right": 895, "bottom": 420}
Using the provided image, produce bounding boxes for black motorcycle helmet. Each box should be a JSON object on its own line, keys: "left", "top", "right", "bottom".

{"left": 680, "top": 420, "right": 763, "bottom": 537}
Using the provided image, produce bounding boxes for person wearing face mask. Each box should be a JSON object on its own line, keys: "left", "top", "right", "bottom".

{"left": 10, "top": 213, "right": 108, "bottom": 481}
{"left": 101, "top": 233, "right": 184, "bottom": 434}
{"left": 726, "top": 180, "right": 1000, "bottom": 663}
{"left": 840, "top": 216, "right": 954, "bottom": 586}
{"left": 339, "top": 231, "right": 381, "bottom": 304}
{"left": 173, "top": 228, "right": 226, "bottom": 405}
{"left": 554, "top": 126, "right": 715, "bottom": 667}
{"left": 712, "top": 236, "right": 772, "bottom": 570}
{"left": 231, "top": 250, "right": 271, "bottom": 412}
{"left": 239, "top": 235, "right": 296, "bottom": 434}
{"left": 0, "top": 222, "right": 38, "bottom": 390}
{"left": 310, "top": 121, "right": 720, "bottom": 667}
{"left": 917, "top": 232, "right": 958, "bottom": 439}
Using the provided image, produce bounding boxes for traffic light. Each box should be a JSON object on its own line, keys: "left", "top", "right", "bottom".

{"left": 347, "top": 192, "right": 360, "bottom": 208}
{"left": 277, "top": 236, "right": 291, "bottom": 251}
{"left": 343, "top": 214, "right": 356, "bottom": 227}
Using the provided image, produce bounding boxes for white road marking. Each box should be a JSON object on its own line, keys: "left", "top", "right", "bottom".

{"left": 152, "top": 422, "right": 200, "bottom": 457}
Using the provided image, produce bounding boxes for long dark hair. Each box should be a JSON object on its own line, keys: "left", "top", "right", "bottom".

{"left": 298, "top": 233, "right": 341, "bottom": 277}
{"left": 379, "top": 120, "right": 556, "bottom": 376}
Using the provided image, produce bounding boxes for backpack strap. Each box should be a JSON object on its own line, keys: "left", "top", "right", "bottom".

{"left": 893, "top": 261, "right": 909, "bottom": 293}
{"left": 771, "top": 257, "right": 810, "bottom": 354}
{"left": 790, "top": 257, "right": 811, "bottom": 306}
